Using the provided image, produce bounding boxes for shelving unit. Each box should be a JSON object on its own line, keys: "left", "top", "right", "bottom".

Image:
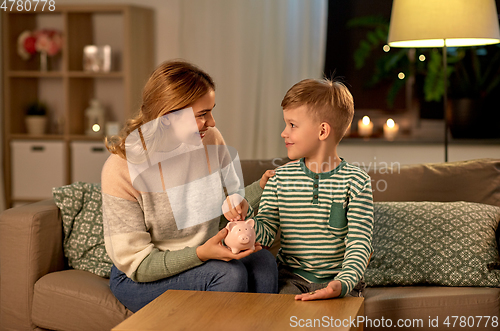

{"left": 2, "top": 5, "right": 154, "bottom": 207}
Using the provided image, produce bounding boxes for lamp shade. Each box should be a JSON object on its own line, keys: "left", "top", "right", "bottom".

{"left": 388, "top": 0, "right": 500, "bottom": 47}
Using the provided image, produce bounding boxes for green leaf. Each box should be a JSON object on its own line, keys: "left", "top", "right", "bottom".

{"left": 383, "top": 49, "right": 407, "bottom": 72}
{"left": 387, "top": 78, "right": 406, "bottom": 109}
{"left": 423, "top": 50, "right": 444, "bottom": 102}
{"left": 375, "top": 26, "right": 389, "bottom": 40}
{"left": 367, "top": 31, "right": 381, "bottom": 45}
{"left": 353, "top": 40, "right": 373, "bottom": 69}
{"left": 349, "top": 16, "right": 391, "bottom": 70}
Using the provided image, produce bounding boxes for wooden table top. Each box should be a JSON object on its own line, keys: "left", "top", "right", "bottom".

{"left": 112, "top": 290, "right": 365, "bottom": 331}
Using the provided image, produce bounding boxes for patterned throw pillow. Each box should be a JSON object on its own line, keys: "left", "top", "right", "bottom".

{"left": 365, "top": 201, "right": 500, "bottom": 287}
{"left": 53, "top": 182, "right": 112, "bottom": 278}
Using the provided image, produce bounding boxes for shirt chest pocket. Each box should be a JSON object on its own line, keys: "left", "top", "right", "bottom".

{"left": 329, "top": 202, "right": 347, "bottom": 229}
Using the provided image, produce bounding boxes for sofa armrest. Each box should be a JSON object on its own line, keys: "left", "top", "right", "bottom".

{"left": 0, "top": 199, "right": 65, "bottom": 330}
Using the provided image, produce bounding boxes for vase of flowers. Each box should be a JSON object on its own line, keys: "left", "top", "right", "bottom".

{"left": 17, "top": 29, "right": 63, "bottom": 71}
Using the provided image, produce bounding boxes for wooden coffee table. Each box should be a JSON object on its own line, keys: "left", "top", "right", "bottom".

{"left": 112, "top": 290, "right": 364, "bottom": 331}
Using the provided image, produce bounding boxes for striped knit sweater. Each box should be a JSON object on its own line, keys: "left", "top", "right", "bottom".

{"left": 254, "top": 158, "right": 374, "bottom": 297}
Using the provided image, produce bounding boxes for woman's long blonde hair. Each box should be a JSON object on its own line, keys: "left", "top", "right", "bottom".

{"left": 105, "top": 60, "right": 216, "bottom": 158}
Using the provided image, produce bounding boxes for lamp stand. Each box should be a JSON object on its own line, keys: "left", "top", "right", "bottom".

{"left": 443, "top": 42, "right": 448, "bottom": 162}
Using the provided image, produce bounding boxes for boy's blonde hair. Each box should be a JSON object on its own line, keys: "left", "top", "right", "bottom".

{"left": 106, "top": 60, "right": 215, "bottom": 158}
{"left": 281, "top": 78, "right": 354, "bottom": 143}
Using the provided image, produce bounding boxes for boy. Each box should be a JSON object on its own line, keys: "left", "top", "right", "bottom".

{"left": 254, "top": 78, "right": 374, "bottom": 301}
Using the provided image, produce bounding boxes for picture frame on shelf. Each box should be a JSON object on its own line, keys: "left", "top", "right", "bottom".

{"left": 83, "top": 45, "right": 112, "bottom": 72}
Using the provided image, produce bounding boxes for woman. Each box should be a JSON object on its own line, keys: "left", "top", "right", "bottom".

{"left": 102, "top": 60, "right": 278, "bottom": 312}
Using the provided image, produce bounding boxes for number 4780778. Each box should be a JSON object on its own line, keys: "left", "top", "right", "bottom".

{"left": 1, "top": 0, "right": 56, "bottom": 12}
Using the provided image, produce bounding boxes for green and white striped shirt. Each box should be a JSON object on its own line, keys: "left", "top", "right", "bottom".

{"left": 254, "top": 158, "right": 374, "bottom": 296}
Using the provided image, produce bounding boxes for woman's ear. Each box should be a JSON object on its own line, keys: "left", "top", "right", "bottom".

{"left": 319, "top": 122, "right": 331, "bottom": 141}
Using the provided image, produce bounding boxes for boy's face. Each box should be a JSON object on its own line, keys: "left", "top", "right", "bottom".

{"left": 281, "top": 105, "right": 321, "bottom": 160}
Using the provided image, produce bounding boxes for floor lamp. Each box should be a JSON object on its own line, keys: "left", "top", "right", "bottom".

{"left": 387, "top": 0, "right": 500, "bottom": 162}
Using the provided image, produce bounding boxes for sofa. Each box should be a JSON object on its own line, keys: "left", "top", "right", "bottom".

{"left": 1, "top": 158, "right": 499, "bottom": 331}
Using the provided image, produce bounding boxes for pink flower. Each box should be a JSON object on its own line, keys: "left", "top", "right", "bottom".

{"left": 17, "top": 29, "right": 62, "bottom": 60}
{"left": 35, "top": 33, "right": 51, "bottom": 53}
{"left": 46, "top": 41, "right": 60, "bottom": 56}
{"left": 48, "top": 34, "right": 63, "bottom": 56}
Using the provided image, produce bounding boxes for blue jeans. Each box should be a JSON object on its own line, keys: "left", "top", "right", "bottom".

{"left": 109, "top": 249, "right": 278, "bottom": 312}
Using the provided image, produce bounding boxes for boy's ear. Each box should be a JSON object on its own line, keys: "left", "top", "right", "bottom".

{"left": 319, "top": 122, "right": 331, "bottom": 141}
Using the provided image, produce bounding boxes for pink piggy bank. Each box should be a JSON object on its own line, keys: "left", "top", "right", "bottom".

{"left": 225, "top": 219, "right": 256, "bottom": 254}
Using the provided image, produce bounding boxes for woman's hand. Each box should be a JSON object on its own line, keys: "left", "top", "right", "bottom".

{"left": 196, "top": 228, "right": 262, "bottom": 261}
{"left": 294, "top": 280, "right": 342, "bottom": 301}
{"left": 260, "top": 170, "right": 276, "bottom": 189}
{"left": 222, "top": 194, "right": 249, "bottom": 221}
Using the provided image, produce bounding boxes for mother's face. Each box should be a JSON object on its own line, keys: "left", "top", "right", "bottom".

{"left": 191, "top": 90, "right": 216, "bottom": 139}
{"left": 168, "top": 90, "right": 216, "bottom": 145}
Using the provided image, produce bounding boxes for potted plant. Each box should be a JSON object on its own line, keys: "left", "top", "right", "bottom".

{"left": 349, "top": 16, "right": 500, "bottom": 138}
{"left": 25, "top": 101, "right": 48, "bottom": 135}
{"left": 348, "top": 16, "right": 457, "bottom": 108}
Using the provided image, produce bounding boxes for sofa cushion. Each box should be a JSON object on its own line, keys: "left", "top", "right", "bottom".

{"left": 367, "top": 158, "right": 500, "bottom": 207}
{"left": 364, "top": 287, "right": 500, "bottom": 331}
{"left": 32, "top": 269, "right": 132, "bottom": 331}
{"left": 53, "top": 182, "right": 113, "bottom": 278}
{"left": 365, "top": 201, "right": 500, "bottom": 287}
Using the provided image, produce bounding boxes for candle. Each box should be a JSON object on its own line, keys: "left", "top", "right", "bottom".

{"left": 358, "top": 116, "right": 373, "bottom": 137}
{"left": 384, "top": 118, "right": 399, "bottom": 140}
